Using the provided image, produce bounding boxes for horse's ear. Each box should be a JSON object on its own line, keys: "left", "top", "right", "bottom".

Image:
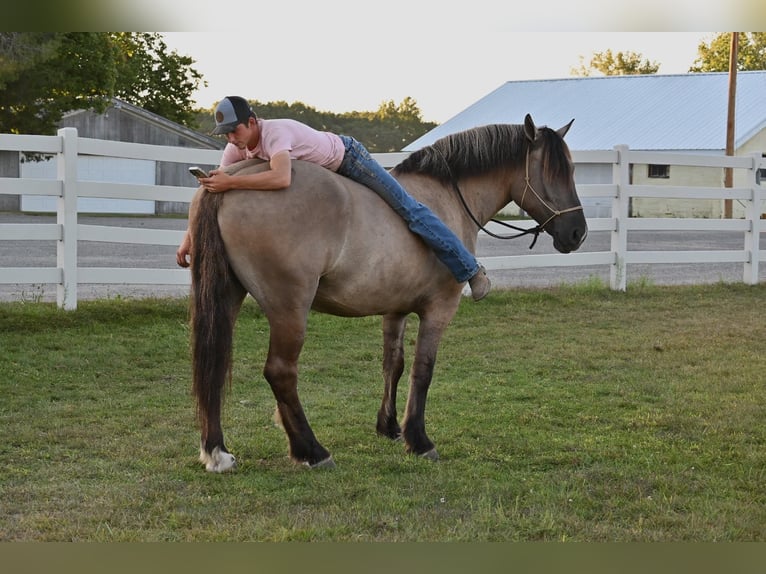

{"left": 557, "top": 119, "right": 575, "bottom": 139}
{"left": 523, "top": 114, "right": 538, "bottom": 143}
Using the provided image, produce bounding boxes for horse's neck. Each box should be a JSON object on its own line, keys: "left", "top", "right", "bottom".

{"left": 459, "top": 169, "right": 518, "bottom": 226}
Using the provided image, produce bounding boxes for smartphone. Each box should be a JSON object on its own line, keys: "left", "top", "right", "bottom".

{"left": 188, "top": 166, "right": 209, "bottom": 179}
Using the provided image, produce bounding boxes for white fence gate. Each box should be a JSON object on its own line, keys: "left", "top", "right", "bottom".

{"left": 0, "top": 128, "right": 764, "bottom": 310}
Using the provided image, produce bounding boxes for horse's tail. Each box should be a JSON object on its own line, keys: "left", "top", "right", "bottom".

{"left": 189, "top": 191, "right": 238, "bottom": 447}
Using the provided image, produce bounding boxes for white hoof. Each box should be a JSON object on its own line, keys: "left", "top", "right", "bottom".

{"left": 200, "top": 445, "right": 237, "bottom": 473}
{"left": 304, "top": 456, "right": 336, "bottom": 469}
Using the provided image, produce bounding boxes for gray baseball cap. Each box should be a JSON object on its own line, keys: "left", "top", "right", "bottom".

{"left": 211, "top": 96, "right": 256, "bottom": 135}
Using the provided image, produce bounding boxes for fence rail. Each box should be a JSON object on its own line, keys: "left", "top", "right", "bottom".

{"left": 0, "top": 128, "right": 763, "bottom": 309}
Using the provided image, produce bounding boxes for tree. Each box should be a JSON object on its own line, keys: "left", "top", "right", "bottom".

{"left": 111, "top": 33, "right": 206, "bottom": 127}
{"left": 194, "top": 97, "right": 436, "bottom": 152}
{"left": 0, "top": 32, "right": 205, "bottom": 135}
{"left": 571, "top": 49, "right": 660, "bottom": 76}
{"left": 340, "top": 97, "right": 436, "bottom": 152}
{"left": 689, "top": 32, "right": 766, "bottom": 72}
{"left": 0, "top": 33, "right": 61, "bottom": 90}
{"left": 0, "top": 33, "right": 117, "bottom": 135}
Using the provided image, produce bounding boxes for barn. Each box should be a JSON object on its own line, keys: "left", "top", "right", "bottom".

{"left": 1, "top": 98, "right": 223, "bottom": 214}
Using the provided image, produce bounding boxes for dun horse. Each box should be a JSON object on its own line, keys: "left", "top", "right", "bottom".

{"left": 189, "top": 114, "right": 587, "bottom": 472}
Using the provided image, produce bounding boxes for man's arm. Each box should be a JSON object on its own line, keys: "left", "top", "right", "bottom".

{"left": 177, "top": 150, "right": 293, "bottom": 267}
{"left": 197, "top": 150, "right": 291, "bottom": 193}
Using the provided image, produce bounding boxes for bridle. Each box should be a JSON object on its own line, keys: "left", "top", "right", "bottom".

{"left": 437, "top": 147, "right": 583, "bottom": 249}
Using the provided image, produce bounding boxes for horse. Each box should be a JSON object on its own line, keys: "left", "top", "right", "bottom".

{"left": 189, "top": 114, "right": 587, "bottom": 472}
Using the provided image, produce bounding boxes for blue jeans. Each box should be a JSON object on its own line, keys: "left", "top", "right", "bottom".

{"left": 337, "top": 135, "right": 479, "bottom": 283}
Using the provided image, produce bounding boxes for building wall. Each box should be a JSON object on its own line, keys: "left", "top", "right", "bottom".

{"left": 6, "top": 101, "right": 223, "bottom": 215}
{"left": 0, "top": 151, "right": 20, "bottom": 211}
{"left": 735, "top": 130, "right": 766, "bottom": 218}
{"left": 631, "top": 163, "right": 723, "bottom": 218}
{"left": 59, "top": 104, "right": 215, "bottom": 148}
{"left": 631, "top": 129, "right": 766, "bottom": 218}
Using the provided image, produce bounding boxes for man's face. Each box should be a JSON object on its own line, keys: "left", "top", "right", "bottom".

{"left": 226, "top": 119, "right": 257, "bottom": 149}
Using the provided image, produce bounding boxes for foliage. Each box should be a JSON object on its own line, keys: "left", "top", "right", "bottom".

{"left": 195, "top": 97, "right": 437, "bottom": 152}
{"left": 689, "top": 32, "right": 766, "bottom": 72}
{"left": 0, "top": 33, "right": 61, "bottom": 91}
{"left": 111, "top": 33, "right": 206, "bottom": 127}
{"left": 340, "top": 97, "right": 433, "bottom": 152}
{"left": 0, "top": 32, "right": 206, "bottom": 135}
{"left": 571, "top": 49, "right": 660, "bottom": 77}
{"left": 0, "top": 33, "right": 117, "bottom": 135}
{"left": 1, "top": 283, "right": 765, "bottom": 541}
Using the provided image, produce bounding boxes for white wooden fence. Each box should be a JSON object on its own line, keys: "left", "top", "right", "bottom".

{"left": 0, "top": 127, "right": 764, "bottom": 309}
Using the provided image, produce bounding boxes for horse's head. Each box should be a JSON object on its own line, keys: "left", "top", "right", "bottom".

{"left": 518, "top": 114, "right": 587, "bottom": 253}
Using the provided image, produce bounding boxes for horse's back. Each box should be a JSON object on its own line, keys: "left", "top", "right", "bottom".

{"left": 215, "top": 160, "right": 454, "bottom": 316}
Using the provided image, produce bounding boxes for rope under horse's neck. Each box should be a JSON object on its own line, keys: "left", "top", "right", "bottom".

{"left": 433, "top": 146, "right": 582, "bottom": 249}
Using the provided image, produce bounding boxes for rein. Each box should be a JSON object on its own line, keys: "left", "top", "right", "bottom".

{"left": 435, "top": 147, "right": 583, "bottom": 249}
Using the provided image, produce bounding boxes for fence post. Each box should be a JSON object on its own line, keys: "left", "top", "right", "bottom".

{"left": 56, "top": 127, "right": 78, "bottom": 310}
{"left": 743, "top": 153, "right": 762, "bottom": 285}
{"left": 610, "top": 145, "right": 630, "bottom": 291}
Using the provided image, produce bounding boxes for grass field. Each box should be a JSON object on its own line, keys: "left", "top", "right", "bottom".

{"left": 1, "top": 281, "right": 765, "bottom": 541}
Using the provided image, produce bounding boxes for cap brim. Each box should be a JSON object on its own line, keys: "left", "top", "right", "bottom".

{"left": 210, "top": 122, "right": 238, "bottom": 135}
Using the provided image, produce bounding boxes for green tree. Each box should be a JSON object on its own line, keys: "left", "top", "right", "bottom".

{"left": 195, "top": 97, "right": 436, "bottom": 152}
{"left": 689, "top": 32, "right": 766, "bottom": 72}
{"left": 349, "top": 97, "right": 434, "bottom": 152}
{"left": 571, "top": 49, "right": 660, "bottom": 76}
{"left": 0, "top": 33, "right": 117, "bottom": 134}
{"left": 0, "top": 32, "right": 205, "bottom": 135}
{"left": 111, "top": 33, "right": 206, "bottom": 127}
{"left": 0, "top": 33, "right": 61, "bottom": 90}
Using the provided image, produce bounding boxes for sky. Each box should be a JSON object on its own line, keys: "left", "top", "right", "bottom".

{"left": 132, "top": 0, "right": 766, "bottom": 125}
{"left": 161, "top": 31, "right": 712, "bottom": 124}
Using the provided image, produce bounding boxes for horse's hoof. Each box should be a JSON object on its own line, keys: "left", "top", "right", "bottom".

{"left": 200, "top": 446, "right": 237, "bottom": 473}
{"left": 419, "top": 448, "right": 440, "bottom": 461}
{"left": 306, "top": 455, "right": 336, "bottom": 469}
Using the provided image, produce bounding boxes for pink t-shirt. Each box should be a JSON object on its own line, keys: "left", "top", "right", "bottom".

{"left": 220, "top": 118, "right": 345, "bottom": 171}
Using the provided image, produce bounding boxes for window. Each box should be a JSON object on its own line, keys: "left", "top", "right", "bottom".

{"left": 648, "top": 164, "right": 670, "bottom": 179}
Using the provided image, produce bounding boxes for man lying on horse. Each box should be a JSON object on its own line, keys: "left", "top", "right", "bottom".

{"left": 177, "top": 95, "right": 491, "bottom": 301}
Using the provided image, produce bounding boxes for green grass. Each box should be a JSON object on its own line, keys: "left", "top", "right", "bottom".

{"left": 1, "top": 282, "right": 765, "bottom": 541}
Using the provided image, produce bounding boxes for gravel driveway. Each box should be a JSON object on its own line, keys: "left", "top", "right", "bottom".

{"left": 1, "top": 213, "right": 763, "bottom": 303}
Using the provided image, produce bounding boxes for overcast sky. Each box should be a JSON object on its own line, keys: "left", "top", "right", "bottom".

{"left": 162, "top": 31, "right": 712, "bottom": 124}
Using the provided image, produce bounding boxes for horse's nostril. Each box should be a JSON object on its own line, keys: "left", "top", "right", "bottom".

{"left": 574, "top": 227, "right": 587, "bottom": 246}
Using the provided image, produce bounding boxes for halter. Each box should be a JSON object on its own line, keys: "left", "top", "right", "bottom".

{"left": 440, "top": 147, "right": 583, "bottom": 249}
{"left": 517, "top": 149, "right": 584, "bottom": 236}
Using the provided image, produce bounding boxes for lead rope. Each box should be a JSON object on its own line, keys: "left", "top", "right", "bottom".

{"left": 435, "top": 146, "right": 582, "bottom": 249}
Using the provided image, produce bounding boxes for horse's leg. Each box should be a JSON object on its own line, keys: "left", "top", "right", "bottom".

{"left": 195, "top": 282, "right": 246, "bottom": 473}
{"left": 401, "top": 312, "right": 454, "bottom": 461}
{"left": 263, "top": 309, "right": 334, "bottom": 469}
{"left": 377, "top": 313, "right": 408, "bottom": 440}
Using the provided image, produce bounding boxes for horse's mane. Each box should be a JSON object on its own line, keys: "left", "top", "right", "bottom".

{"left": 392, "top": 123, "right": 570, "bottom": 184}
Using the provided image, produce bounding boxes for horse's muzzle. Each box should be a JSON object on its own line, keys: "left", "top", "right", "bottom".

{"left": 552, "top": 220, "right": 588, "bottom": 254}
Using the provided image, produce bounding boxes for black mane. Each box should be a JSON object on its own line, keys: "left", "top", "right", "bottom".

{"left": 392, "top": 123, "right": 571, "bottom": 184}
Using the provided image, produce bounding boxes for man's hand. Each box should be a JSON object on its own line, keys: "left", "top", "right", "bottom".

{"left": 197, "top": 169, "right": 233, "bottom": 193}
{"left": 176, "top": 231, "right": 192, "bottom": 268}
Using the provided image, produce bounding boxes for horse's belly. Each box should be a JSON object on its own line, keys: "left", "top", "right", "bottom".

{"left": 311, "top": 277, "right": 417, "bottom": 317}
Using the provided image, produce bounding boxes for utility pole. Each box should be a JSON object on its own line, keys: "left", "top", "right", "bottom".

{"left": 724, "top": 32, "right": 738, "bottom": 219}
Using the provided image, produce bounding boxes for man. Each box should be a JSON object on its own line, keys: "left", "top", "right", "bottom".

{"left": 176, "top": 96, "right": 490, "bottom": 300}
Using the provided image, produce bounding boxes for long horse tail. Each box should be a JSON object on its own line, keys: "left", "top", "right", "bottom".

{"left": 189, "top": 191, "right": 239, "bottom": 453}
